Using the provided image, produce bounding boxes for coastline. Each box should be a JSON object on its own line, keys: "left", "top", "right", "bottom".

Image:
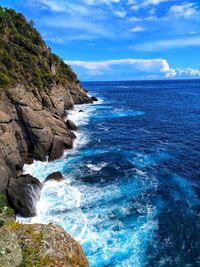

{"left": 0, "top": 89, "right": 98, "bottom": 267}
{"left": 17, "top": 97, "right": 102, "bottom": 223}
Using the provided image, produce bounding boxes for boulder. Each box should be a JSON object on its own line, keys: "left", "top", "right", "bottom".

{"left": 66, "top": 119, "right": 78, "bottom": 131}
{"left": 79, "top": 110, "right": 84, "bottom": 113}
{"left": 91, "top": 96, "right": 98, "bottom": 102}
{"left": 7, "top": 174, "right": 42, "bottom": 217}
{"left": 44, "top": 172, "right": 64, "bottom": 183}
{"left": 49, "top": 135, "right": 73, "bottom": 161}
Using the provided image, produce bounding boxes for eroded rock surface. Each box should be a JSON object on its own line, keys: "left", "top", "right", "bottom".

{"left": 0, "top": 82, "right": 92, "bottom": 194}
{"left": 4, "top": 223, "right": 89, "bottom": 267}
{"left": 0, "top": 228, "right": 22, "bottom": 267}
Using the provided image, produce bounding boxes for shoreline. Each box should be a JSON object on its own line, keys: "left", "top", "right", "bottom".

{"left": 0, "top": 90, "right": 98, "bottom": 267}
{"left": 17, "top": 97, "right": 102, "bottom": 225}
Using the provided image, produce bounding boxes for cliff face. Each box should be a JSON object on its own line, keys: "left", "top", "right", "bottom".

{"left": 0, "top": 7, "right": 92, "bottom": 265}
{"left": 0, "top": 7, "right": 93, "bottom": 196}
{"left": 0, "top": 82, "right": 92, "bottom": 195}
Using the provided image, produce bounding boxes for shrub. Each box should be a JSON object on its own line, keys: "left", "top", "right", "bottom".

{"left": 0, "top": 7, "right": 78, "bottom": 90}
{"left": 0, "top": 73, "right": 11, "bottom": 86}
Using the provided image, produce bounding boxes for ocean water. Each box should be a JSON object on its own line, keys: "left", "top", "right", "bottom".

{"left": 18, "top": 80, "right": 200, "bottom": 267}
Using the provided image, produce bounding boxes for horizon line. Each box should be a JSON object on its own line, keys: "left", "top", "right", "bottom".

{"left": 81, "top": 78, "right": 200, "bottom": 83}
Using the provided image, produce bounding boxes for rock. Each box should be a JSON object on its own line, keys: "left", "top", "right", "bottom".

{"left": 0, "top": 228, "right": 22, "bottom": 267}
{"left": 91, "top": 96, "right": 98, "bottom": 102}
{"left": 66, "top": 119, "right": 78, "bottom": 131}
{"left": 0, "top": 159, "right": 12, "bottom": 195}
{"left": 49, "top": 135, "right": 73, "bottom": 161}
{"left": 6, "top": 223, "right": 89, "bottom": 267}
{"left": 0, "top": 111, "right": 11, "bottom": 123}
{"left": 0, "top": 132, "right": 23, "bottom": 172}
{"left": 79, "top": 110, "right": 84, "bottom": 113}
{"left": 44, "top": 172, "right": 64, "bottom": 183}
{"left": 7, "top": 174, "right": 42, "bottom": 217}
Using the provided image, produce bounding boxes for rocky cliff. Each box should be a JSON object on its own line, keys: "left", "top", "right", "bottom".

{"left": 0, "top": 7, "right": 94, "bottom": 198}
{"left": 0, "top": 7, "right": 94, "bottom": 265}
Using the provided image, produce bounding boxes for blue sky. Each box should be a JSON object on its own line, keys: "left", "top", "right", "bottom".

{"left": 2, "top": 0, "right": 200, "bottom": 81}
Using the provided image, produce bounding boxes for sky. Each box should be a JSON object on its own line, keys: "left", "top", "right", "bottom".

{"left": 1, "top": 0, "right": 200, "bottom": 81}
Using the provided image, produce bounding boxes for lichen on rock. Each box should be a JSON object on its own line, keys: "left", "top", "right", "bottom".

{"left": 5, "top": 223, "right": 89, "bottom": 267}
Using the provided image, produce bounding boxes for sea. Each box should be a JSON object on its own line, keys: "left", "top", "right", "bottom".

{"left": 18, "top": 80, "right": 200, "bottom": 267}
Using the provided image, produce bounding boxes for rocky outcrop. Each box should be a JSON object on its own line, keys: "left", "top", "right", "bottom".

{"left": 1, "top": 223, "right": 88, "bottom": 267}
{"left": 44, "top": 171, "right": 64, "bottom": 183}
{"left": 0, "top": 195, "right": 88, "bottom": 266}
{"left": 91, "top": 96, "right": 98, "bottom": 102}
{"left": 7, "top": 174, "right": 42, "bottom": 217}
{"left": 66, "top": 119, "right": 78, "bottom": 131}
{"left": 0, "top": 81, "right": 93, "bottom": 196}
{"left": 0, "top": 227, "right": 22, "bottom": 267}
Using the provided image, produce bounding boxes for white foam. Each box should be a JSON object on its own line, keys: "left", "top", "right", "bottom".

{"left": 87, "top": 162, "right": 108, "bottom": 171}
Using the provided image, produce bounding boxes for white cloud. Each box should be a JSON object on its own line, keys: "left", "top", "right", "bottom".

{"left": 129, "top": 16, "right": 142, "bottom": 22}
{"left": 130, "top": 26, "right": 146, "bottom": 32}
{"left": 175, "top": 68, "right": 200, "bottom": 76}
{"left": 65, "top": 58, "right": 173, "bottom": 79}
{"left": 132, "top": 36, "right": 200, "bottom": 51}
{"left": 42, "top": 16, "right": 113, "bottom": 39}
{"left": 128, "top": 0, "right": 169, "bottom": 10}
{"left": 114, "top": 10, "right": 126, "bottom": 18}
{"left": 168, "top": 3, "right": 198, "bottom": 18}
{"left": 85, "top": 0, "right": 120, "bottom": 5}
{"left": 30, "top": 0, "right": 66, "bottom": 12}
{"left": 65, "top": 58, "right": 200, "bottom": 80}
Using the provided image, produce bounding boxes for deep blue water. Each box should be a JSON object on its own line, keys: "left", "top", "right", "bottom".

{"left": 19, "top": 80, "right": 200, "bottom": 266}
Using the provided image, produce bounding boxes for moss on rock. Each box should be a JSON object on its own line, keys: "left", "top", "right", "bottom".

{"left": 5, "top": 223, "right": 89, "bottom": 267}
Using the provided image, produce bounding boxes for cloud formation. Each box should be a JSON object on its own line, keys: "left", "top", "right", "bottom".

{"left": 130, "top": 26, "right": 146, "bottom": 32}
{"left": 168, "top": 3, "right": 198, "bottom": 18}
{"left": 131, "top": 36, "right": 200, "bottom": 51}
{"left": 65, "top": 58, "right": 200, "bottom": 81}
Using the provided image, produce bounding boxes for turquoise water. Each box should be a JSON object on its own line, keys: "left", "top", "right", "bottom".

{"left": 18, "top": 80, "right": 200, "bottom": 266}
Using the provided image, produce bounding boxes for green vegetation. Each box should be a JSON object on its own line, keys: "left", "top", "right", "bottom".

{"left": 0, "top": 194, "right": 14, "bottom": 217}
{"left": 0, "top": 194, "right": 15, "bottom": 227}
{"left": 7, "top": 223, "right": 51, "bottom": 267}
{"left": 0, "top": 6, "right": 77, "bottom": 90}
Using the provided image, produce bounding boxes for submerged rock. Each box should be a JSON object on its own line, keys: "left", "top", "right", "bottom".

{"left": 44, "top": 172, "right": 64, "bottom": 183}
{"left": 79, "top": 110, "right": 84, "bottom": 113}
{"left": 7, "top": 174, "right": 42, "bottom": 217}
{"left": 66, "top": 119, "right": 78, "bottom": 131}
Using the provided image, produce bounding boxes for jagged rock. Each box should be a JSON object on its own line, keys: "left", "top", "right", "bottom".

{"left": 44, "top": 172, "right": 64, "bottom": 183}
{"left": 0, "top": 228, "right": 22, "bottom": 267}
{"left": 79, "top": 110, "right": 84, "bottom": 113}
{"left": 66, "top": 119, "right": 78, "bottom": 131}
{"left": 5, "top": 223, "right": 89, "bottom": 267}
{"left": 0, "top": 132, "right": 23, "bottom": 172}
{"left": 0, "top": 159, "right": 12, "bottom": 195}
{"left": 91, "top": 96, "right": 98, "bottom": 102}
{"left": 7, "top": 174, "right": 42, "bottom": 217}
{"left": 49, "top": 135, "right": 73, "bottom": 161}
{"left": 0, "top": 3, "right": 91, "bottom": 237}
